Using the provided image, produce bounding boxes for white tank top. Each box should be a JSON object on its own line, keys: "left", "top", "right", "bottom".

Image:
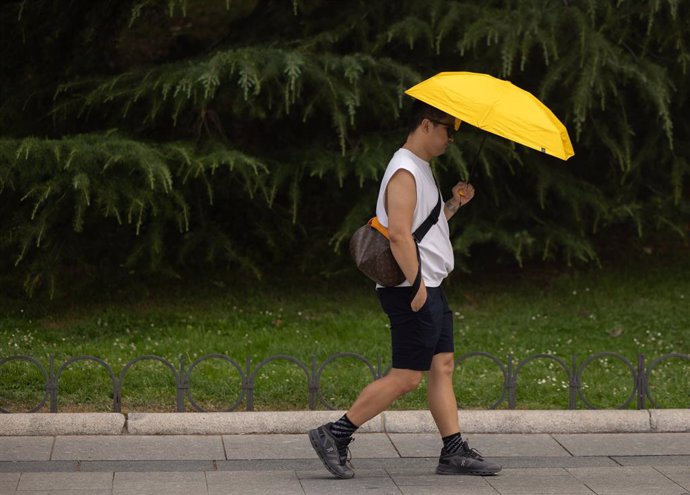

{"left": 375, "top": 148, "right": 454, "bottom": 288}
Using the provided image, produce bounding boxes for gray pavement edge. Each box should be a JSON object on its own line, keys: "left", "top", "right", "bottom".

{"left": 1, "top": 409, "right": 688, "bottom": 436}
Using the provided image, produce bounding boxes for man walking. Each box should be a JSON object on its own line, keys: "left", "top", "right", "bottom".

{"left": 308, "top": 101, "right": 502, "bottom": 478}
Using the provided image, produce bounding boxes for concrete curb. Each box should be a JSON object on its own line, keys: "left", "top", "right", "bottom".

{"left": 650, "top": 409, "right": 690, "bottom": 432}
{"left": 127, "top": 412, "right": 384, "bottom": 435}
{"left": 0, "top": 413, "right": 125, "bottom": 436}
{"left": 2, "top": 410, "right": 688, "bottom": 436}
{"left": 384, "top": 410, "right": 654, "bottom": 434}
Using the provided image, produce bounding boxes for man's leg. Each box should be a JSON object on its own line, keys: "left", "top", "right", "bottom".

{"left": 309, "top": 368, "right": 423, "bottom": 479}
{"left": 427, "top": 353, "right": 502, "bottom": 475}
{"left": 347, "top": 368, "right": 424, "bottom": 426}
{"left": 427, "top": 352, "right": 460, "bottom": 437}
{"left": 310, "top": 286, "right": 429, "bottom": 478}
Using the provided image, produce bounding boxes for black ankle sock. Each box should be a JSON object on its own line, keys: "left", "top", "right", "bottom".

{"left": 442, "top": 432, "right": 464, "bottom": 454}
{"left": 330, "top": 414, "right": 358, "bottom": 440}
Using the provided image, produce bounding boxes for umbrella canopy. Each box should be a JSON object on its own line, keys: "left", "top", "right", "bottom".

{"left": 405, "top": 71, "right": 574, "bottom": 161}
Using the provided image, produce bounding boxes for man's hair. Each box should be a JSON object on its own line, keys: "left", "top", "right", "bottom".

{"left": 407, "top": 100, "right": 451, "bottom": 134}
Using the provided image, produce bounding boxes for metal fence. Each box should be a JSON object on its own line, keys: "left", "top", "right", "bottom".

{"left": 1, "top": 352, "right": 688, "bottom": 413}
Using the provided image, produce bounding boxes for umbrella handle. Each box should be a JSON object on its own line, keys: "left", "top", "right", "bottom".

{"left": 468, "top": 134, "right": 488, "bottom": 181}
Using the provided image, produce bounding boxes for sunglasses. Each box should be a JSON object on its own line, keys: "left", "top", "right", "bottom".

{"left": 429, "top": 119, "right": 456, "bottom": 138}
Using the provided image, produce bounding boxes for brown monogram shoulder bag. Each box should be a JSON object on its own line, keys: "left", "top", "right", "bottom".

{"left": 349, "top": 194, "right": 442, "bottom": 297}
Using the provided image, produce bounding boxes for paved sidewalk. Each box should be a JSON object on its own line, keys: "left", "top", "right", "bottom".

{"left": 1, "top": 432, "right": 689, "bottom": 494}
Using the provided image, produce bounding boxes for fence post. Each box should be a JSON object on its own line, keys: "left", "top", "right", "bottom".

{"left": 636, "top": 354, "right": 646, "bottom": 409}
{"left": 569, "top": 354, "right": 579, "bottom": 410}
{"left": 48, "top": 355, "right": 58, "bottom": 413}
{"left": 113, "top": 377, "right": 122, "bottom": 413}
{"left": 244, "top": 357, "right": 254, "bottom": 411}
{"left": 177, "top": 355, "right": 187, "bottom": 412}
{"left": 507, "top": 355, "right": 516, "bottom": 409}
{"left": 308, "top": 355, "right": 318, "bottom": 410}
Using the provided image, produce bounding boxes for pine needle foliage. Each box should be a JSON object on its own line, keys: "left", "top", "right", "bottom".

{"left": 1, "top": 0, "right": 689, "bottom": 296}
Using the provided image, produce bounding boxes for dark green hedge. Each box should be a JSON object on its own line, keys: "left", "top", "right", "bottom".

{"left": 1, "top": 0, "right": 689, "bottom": 296}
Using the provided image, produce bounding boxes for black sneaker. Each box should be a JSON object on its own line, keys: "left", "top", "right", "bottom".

{"left": 436, "top": 440, "right": 502, "bottom": 476}
{"left": 308, "top": 423, "right": 355, "bottom": 479}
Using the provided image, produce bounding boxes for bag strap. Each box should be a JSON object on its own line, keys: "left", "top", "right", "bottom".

{"left": 412, "top": 193, "right": 442, "bottom": 242}
{"left": 409, "top": 193, "right": 442, "bottom": 301}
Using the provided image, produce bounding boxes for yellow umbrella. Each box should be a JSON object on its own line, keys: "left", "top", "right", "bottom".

{"left": 405, "top": 71, "right": 574, "bottom": 161}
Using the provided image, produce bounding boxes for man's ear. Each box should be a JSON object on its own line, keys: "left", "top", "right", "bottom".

{"left": 421, "top": 118, "right": 430, "bottom": 134}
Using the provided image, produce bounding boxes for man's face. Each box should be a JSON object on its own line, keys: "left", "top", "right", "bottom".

{"left": 425, "top": 117, "right": 455, "bottom": 156}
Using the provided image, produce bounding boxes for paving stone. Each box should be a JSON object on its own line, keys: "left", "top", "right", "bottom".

{"left": 17, "top": 472, "right": 113, "bottom": 491}
{"left": 216, "top": 459, "right": 322, "bottom": 471}
{"left": 370, "top": 455, "right": 616, "bottom": 470}
{"left": 485, "top": 468, "right": 594, "bottom": 495}
{"left": 0, "top": 474, "right": 19, "bottom": 495}
{"left": 0, "top": 437, "right": 53, "bottom": 461}
{"left": 113, "top": 471, "right": 206, "bottom": 495}
{"left": 388, "top": 433, "right": 570, "bottom": 458}
{"left": 298, "top": 469, "right": 401, "bottom": 495}
{"left": 491, "top": 455, "right": 618, "bottom": 468}
{"left": 395, "top": 484, "right": 496, "bottom": 495}
{"left": 80, "top": 460, "right": 214, "bottom": 472}
{"left": 655, "top": 466, "right": 690, "bottom": 491}
{"left": 613, "top": 455, "right": 690, "bottom": 466}
{"left": 348, "top": 434, "right": 402, "bottom": 458}
{"left": 114, "top": 484, "right": 204, "bottom": 495}
{"left": 388, "top": 468, "right": 496, "bottom": 495}
{"left": 0, "top": 462, "right": 77, "bottom": 473}
{"left": 216, "top": 457, "right": 438, "bottom": 472}
{"left": 222, "top": 433, "right": 397, "bottom": 460}
{"left": 567, "top": 466, "right": 687, "bottom": 495}
{"left": 52, "top": 435, "right": 224, "bottom": 461}
{"left": 0, "top": 474, "right": 19, "bottom": 483}
{"left": 357, "top": 458, "right": 437, "bottom": 471}
{"left": 13, "top": 491, "right": 112, "bottom": 495}
{"left": 296, "top": 468, "right": 391, "bottom": 480}
{"left": 470, "top": 434, "right": 573, "bottom": 458}
{"left": 555, "top": 433, "right": 690, "bottom": 456}
{"left": 206, "top": 471, "right": 304, "bottom": 495}
{"left": 222, "top": 434, "right": 313, "bottom": 460}
{"left": 115, "top": 472, "right": 205, "bottom": 483}
{"left": 0, "top": 482, "right": 17, "bottom": 495}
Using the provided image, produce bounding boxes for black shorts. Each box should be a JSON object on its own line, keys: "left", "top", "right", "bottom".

{"left": 377, "top": 286, "right": 454, "bottom": 371}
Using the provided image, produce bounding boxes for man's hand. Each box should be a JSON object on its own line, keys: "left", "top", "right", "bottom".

{"left": 451, "top": 181, "right": 475, "bottom": 207}
{"left": 410, "top": 283, "right": 427, "bottom": 312}
{"left": 445, "top": 181, "right": 475, "bottom": 219}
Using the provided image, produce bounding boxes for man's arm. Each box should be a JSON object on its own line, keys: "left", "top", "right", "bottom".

{"left": 444, "top": 181, "right": 475, "bottom": 220}
{"left": 386, "top": 170, "right": 427, "bottom": 311}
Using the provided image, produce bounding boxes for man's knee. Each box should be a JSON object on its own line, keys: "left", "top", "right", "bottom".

{"left": 395, "top": 370, "right": 424, "bottom": 394}
{"left": 431, "top": 353, "right": 455, "bottom": 377}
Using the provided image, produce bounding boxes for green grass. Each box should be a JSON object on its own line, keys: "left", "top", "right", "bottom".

{"left": 1, "top": 251, "right": 689, "bottom": 412}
